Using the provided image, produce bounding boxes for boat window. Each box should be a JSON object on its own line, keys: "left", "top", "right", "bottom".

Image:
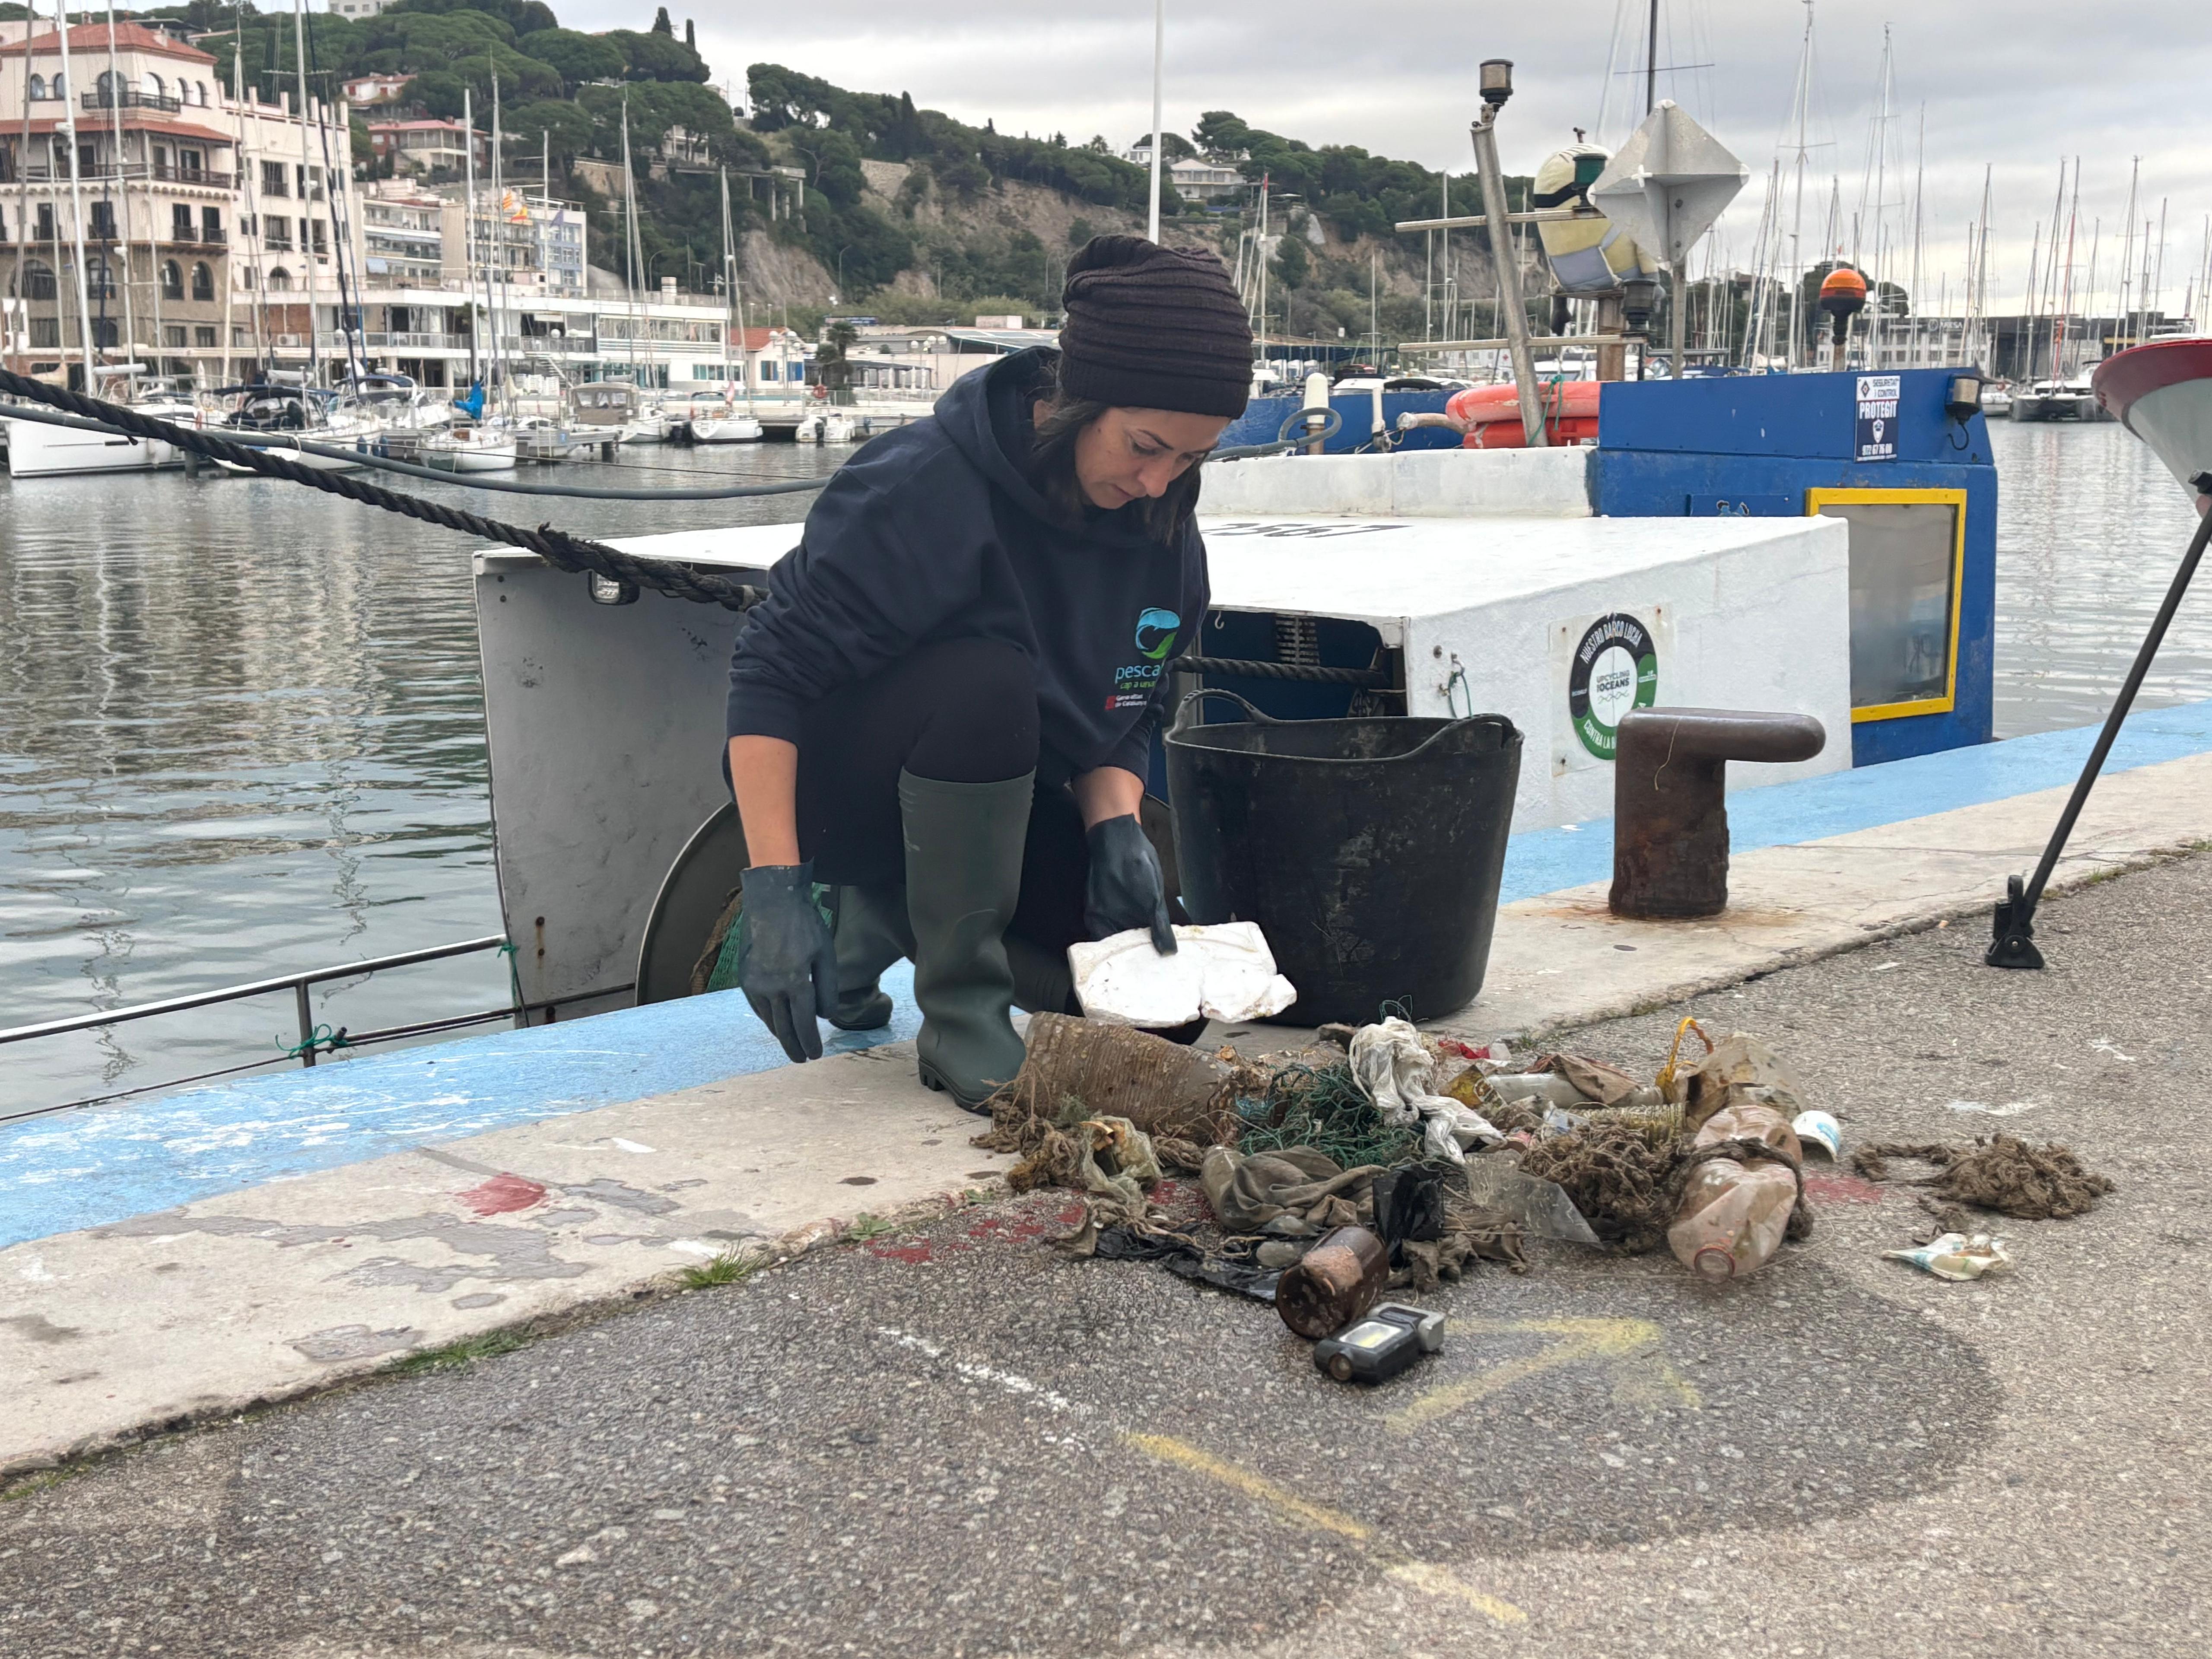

{"left": 191, "top": 261, "right": 213, "bottom": 300}
{"left": 1811, "top": 493, "right": 1965, "bottom": 718}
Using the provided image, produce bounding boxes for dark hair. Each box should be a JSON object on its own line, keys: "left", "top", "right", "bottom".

{"left": 1023, "top": 357, "right": 1205, "bottom": 543}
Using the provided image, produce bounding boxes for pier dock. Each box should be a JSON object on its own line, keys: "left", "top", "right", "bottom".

{"left": 3, "top": 702, "right": 2207, "bottom": 1652}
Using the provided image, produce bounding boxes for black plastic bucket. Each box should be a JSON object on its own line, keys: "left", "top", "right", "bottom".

{"left": 1163, "top": 690, "right": 1522, "bottom": 1025}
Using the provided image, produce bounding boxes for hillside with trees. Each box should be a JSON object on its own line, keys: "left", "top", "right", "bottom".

{"left": 95, "top": 3, "right": 1536, "bottom": 340}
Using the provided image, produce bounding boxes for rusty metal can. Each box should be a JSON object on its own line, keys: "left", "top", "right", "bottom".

{"left": 1275, "top": 1225, "right": 1390, "bottom": 1339}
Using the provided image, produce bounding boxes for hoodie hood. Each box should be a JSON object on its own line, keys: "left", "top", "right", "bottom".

{"left": 934, "top": 347, "right": 1161, "bottom": 553}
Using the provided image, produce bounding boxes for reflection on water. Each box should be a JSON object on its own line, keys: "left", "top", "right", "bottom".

{"left": 0, "top": 441, "right": 834, "bottom": 1115}
{"left": 1990, "top": 419, "right": 2210, "bottom": 736}
{"left": 3, "top": 418, "right": 2208, "bottom": 1115}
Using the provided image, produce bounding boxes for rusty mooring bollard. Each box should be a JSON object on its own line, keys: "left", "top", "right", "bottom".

{"left": 1610, "top": 707, "right": 1826, "bottom": 919}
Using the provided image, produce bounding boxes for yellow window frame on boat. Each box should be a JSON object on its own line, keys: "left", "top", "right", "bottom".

{"left": 1805, "top": 486, "right": 1969, "bottom": 724}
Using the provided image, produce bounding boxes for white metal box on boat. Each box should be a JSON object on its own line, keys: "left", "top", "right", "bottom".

{"left": 474, "top": 495, "right": 1851, "bottom": 1020}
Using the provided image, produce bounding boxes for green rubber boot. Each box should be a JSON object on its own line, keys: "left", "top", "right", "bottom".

{"left": 826, "top": 883, "right": 913, "bottom": 1031}
{"left": 899, "top": 768, "right": 1033, "bottom": 1112}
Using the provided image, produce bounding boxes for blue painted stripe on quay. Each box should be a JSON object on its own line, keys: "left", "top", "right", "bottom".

{"left": 6, "top": 696, "right": 2212, "bottom": 1252}
{"left": 0, "top": 967, "right": 919, "bottom": 1251}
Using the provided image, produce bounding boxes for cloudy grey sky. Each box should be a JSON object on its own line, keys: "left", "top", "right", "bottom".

{"left": 571, "top": 0, "right": 2212, "bottom": 315}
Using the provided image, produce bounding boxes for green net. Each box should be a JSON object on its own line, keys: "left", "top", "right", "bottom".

{"left": 1235, "top": 1060, "right": 1419, "bottom": 1168}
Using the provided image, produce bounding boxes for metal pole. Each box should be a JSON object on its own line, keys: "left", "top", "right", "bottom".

{"left": 295, "top": 979, "right": 316, "bottom": 1066}
{"left": 1990, "top": 489, "right": 2212, "bottom": 967}
{"left": 1146, "top": 0, "right": 1163, "bottom": 244}
{"left": 1670, "top": 264, "right": 1687, "bottom": 377}
{"left": 1645, "top": 0, "right": 1659, "bottom": 114}
{"left": 1470, "top": 105, "right": 1545, "bottom": 446}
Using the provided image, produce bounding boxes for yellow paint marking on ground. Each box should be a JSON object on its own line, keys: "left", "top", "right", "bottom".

{"left": 1389, "top": 1316, "right": 1702, "bottom": 1431}
{"left": 1122, "top": 1432, "right": 1371, "bottom": 1541}
{"left": 1125, "top": 1433, "right": 1528, "bottom": 1629}
{"left": 1384, "top": 1562, "right": 1530, "bottom": 1627}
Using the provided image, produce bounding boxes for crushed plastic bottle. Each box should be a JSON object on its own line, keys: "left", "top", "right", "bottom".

{"left": 1667, "top": 1098, "right": 1803, "bottom": 1281}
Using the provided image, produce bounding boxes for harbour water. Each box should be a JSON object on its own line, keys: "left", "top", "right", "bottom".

{"left": 0, "top": 417, "right": 2204, "bottom": 1118}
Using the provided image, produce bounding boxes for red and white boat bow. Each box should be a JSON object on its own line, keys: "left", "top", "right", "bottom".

{"left": 2093, "top": 339, "right": 2212, "bottom": 504}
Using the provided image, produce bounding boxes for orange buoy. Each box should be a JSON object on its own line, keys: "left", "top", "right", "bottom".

{"left": 1818, "top": 268, "right": 1868, "bottom": 369}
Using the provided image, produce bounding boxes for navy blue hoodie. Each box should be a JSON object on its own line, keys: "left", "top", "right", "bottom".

{"left": 725, "top": 349, "right": 1208, "bottom": 784}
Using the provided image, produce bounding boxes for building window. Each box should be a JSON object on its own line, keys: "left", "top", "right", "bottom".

{"left": 35, "top": 203, "right": 54, "bottom": 242}
{"left": 267, "top": 266, "right": 291, "bottom": 290}
{"left": 260, "top": 160, "right": 288, "bottom": 198}
{"left": 30, "top": 315, "right": 60, "bottom": 347}
{"left": 16, "top": 258, "right": 56, "bottom": 299}
{"left": 236, "top": 264, "right": 253, "bottom": 291}
{"left": 191, "top": 261, "right": 215, "bottom": 299}
{"left": 265, "top": 215, "right": 291, "bottom": 251}
{"left": 90, "top": 201, "right": 116, "bottom": 240}
{"left": 91, "top": 317, "right": 118, "bottom": 348}
{"left": 194, "top": 324, "right": 217, "bottom": 348}
{"left": 27, "top": 74, "right": 45, "bottom": 100}
{"left": 310, "top": 219, "right": 327, "bottom": 254}
{"left": 146, "top": 73, "right": 165, "bottom": 99}
{"left": 202, "top": 207, "right": 222, "bottom": 242}
{"left": 173, "top": 203, "right": 193, "bottom": 240}
{"left": 163, "top": 324, "right": 186, "bottom": 348}
{"left": 162, "top": 259, "right": 183, "bottom": 299}
{"left": 86, "top": 257, "right": 114, "bottom": 299}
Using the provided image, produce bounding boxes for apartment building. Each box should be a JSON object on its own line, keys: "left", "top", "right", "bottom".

{"left": 366, "top": 118, "right": 486, "bottom": 178}
{"left": 0, "top": 19, "right": 369, "bottom": 388}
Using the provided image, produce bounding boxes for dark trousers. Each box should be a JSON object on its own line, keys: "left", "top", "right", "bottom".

{"left": 794, "top": 639, "right": 1088, "bottom": 957}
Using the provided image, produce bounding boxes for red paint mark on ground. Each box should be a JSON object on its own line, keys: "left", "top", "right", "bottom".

{"left": 1805, "top": 1173, "right": 1884, "bottom": 1205}
{"left": 457, "top": 1172, "right": 548, "bottom": 1216}
{"left": 870, "top": 1238, "right": 968, "bottom": 1265}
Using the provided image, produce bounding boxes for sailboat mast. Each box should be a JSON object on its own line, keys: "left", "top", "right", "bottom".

{"left": 490, "top": 62, "right": 505, "bottom": 409}
{"left": 463, "top": 85, "right": 479, "bottom": 386}
{"left": 718, "top": 165, "right": 734, "bottom": 393}
{"left": 291, "top": 0, "right": 318, "bottom": 385}
{"left": 101, "top": 1, "right": 135, "bottom": 376}
{"left": 1785, "top": 0, "right": 1815, "bottom": 367}
{"left": 51, "top": 0, "right": 98, "bottom": 385}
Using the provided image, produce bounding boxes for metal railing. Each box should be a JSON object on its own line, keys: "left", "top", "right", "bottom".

{"left": 153, "top": 163, "right": 233, "bottom": 188}
{"left": 86, "top": 89, "right": 182, "bottom": 114}
{"left": 0, "top": 934, "right": 636, "bottom": 1126}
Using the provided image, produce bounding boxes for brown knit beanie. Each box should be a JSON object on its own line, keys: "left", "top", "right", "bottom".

{"left": 1058, "top": 235, "right": 1252, "bottom": 418}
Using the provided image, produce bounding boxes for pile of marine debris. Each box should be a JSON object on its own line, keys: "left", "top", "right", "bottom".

{"left": 973, "top": 1013, "right": 2116, "bottom": 1297}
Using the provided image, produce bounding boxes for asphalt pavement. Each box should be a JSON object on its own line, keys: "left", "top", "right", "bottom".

{"left": 6, "top": 852, "right": 2210, "bottom": 1658}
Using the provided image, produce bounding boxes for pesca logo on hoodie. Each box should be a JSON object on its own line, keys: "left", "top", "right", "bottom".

{"left": 1107, "top": 607, "right": 1181, "bottom": 710}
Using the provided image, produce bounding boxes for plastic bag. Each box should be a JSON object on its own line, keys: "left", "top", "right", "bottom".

{"left": 1885, "top": 1232, "right": 2012, "bottom": 1282}
{"left": 1348, "top": 1017, "right": 1503, "bottom": 1165}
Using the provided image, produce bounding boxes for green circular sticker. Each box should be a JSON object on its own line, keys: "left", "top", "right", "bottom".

{"left": 1568, "top": 613, "right": 1658, "bottom": 760}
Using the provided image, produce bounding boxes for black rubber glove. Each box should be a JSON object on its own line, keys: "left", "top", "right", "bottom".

{"left": 737, "top": 863, "right": 837, "bottom": 1063}
{"left": 1084, "top": 814, "right": 1176, "bottom": 955}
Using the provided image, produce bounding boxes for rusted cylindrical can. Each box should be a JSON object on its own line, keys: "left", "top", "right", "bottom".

{"left": 1275, "top": 1225, "right": 1390, "bottom": 1339}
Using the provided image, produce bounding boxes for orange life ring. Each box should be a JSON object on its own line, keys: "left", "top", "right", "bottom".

{"left": 1445, "top": 380, "right": 1602, "bottom": 448}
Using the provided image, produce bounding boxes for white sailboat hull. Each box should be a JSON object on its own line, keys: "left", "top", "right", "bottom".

{"left": 423, "top": 435, "right": 519, "bottom": 472}
{"left": 4, "top": 414, "right": 174, "bottom": 477}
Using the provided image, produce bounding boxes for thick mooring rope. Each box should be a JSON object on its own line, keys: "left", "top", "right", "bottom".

{"left": 0, "top": 370, "right": 771, "bottom": 612}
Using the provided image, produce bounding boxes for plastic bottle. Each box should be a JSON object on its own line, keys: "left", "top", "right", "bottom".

{"left": 1666, "top": 1096, "right": 1802, "bottom": 1281}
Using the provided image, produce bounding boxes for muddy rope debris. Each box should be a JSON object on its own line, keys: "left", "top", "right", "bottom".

{"left": 1852, "top": 1134, "right": 2115, "bottom": 1221}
